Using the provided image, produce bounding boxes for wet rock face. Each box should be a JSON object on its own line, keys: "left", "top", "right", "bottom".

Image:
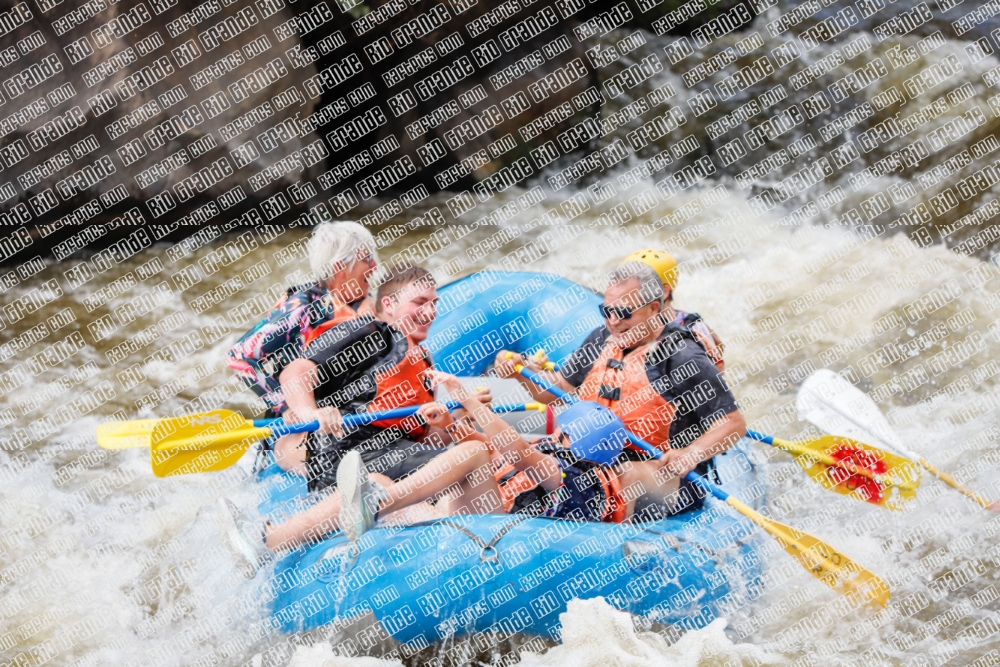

{"left": 0, "top": 0, "right": 601, "bottom": 263}
{"left": 304, "top": 0, "right": 595, "bottom": 197}
{"left": 0, "top": 0, "right": 328, "bottom": 259}
{"left": 244, "top": 0, "right": 600, "bottom": 221}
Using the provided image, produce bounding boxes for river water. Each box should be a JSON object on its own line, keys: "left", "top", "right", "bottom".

{"left": 4, "top": 9, "right": 1000, "bottom": 667}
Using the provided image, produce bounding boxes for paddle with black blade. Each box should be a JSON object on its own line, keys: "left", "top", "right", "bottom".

{"left": 798, "top": 369, "right": 1000, "bottom": 512}
{"left": 514, "top": 363, "right": 891, "bottom": 606}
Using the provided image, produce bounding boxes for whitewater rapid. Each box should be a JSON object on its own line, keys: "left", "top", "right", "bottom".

{"left": 4, "top": 17, "right": 1000, "bottom": 667}
{"left": 2, "top": 176, "right": 999, "bottom": 664}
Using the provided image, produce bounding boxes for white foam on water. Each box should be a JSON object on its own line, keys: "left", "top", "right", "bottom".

{"left": 284, "top": 598, "right": 771, "bottom": 667}
{"left": 5, "top": 180, "right": 1000, "bottom": 665}
{"left": 287, "top": 645, "right": 404, "bottom": 667}
{"left": 516, "top": 598, "right": 770, "bottom": 667}
{"left": 7, "top": 26, "right": 1000, "bottom": 659}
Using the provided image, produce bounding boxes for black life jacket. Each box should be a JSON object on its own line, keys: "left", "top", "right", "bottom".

{"left": 508, "top": 437, "right": 624, "bottom": 523}
{"left": 303, "top": 318, "right": 434, "bottom": 491}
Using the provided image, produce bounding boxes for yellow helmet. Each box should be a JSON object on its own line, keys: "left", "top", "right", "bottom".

{"left": 623, "top": 249, "right": 678, "bottom": 290}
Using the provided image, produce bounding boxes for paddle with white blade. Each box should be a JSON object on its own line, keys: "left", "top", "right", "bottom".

{"left": 515, "top": 363, "right": 891, "bottom": 606}
{"left": 797, "top": 369, "right": 999, "bottom": 512}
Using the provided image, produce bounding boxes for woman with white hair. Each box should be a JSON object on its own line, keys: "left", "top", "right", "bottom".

{"left": 227, "top": 221, "right": 379, "bottom": 415}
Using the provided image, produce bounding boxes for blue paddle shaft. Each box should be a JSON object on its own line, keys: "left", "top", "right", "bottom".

{"left": 515, "top": 365, "right": 733, "bottom": 501}
{"left": 746, "top": 430, "right": 773, "bottom": 445}
{"left": 270, "top": 420, "right": 320, "bottom": 437}
{"left": 685, "top": 470, "right": 729, "bottom": 502}
{"left": 266, "top": 402, "right": 531, "bottom": 438}
{"left": 516, "top": 366, "right": 665, "bottom": 460}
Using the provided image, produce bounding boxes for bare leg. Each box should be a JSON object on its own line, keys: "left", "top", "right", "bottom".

{"left": 265, "top": 440, "right": 502, "bottom": 550}
{"left": 273, "top": 432, "right": 307, "bottom": 476}
{"left": 434, "top": 468, "right": 504, "bottom": 516}
{"left": 379, "top": 440, "right": 503, "bottom": 516}
{"left": 616, "top": 460, "right": 681, "bottom": 517}
{"left": 264, "top": 472, "right": 393, "bottom": 550}
{"left": 379, "top": 501, "right": 450, "bottom": 526}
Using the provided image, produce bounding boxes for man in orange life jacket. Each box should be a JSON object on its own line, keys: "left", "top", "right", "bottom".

{"left": 496, "top": 262, "right": 745, "bottom": 516}
{"left": 267, "top": 263, "right": 489, "bottom": 494}
{"left": 220, "top": 264, "right": 493, "bottom": 572}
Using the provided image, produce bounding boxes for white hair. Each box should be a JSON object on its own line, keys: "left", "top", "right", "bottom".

{"left": 307, "top": 221, "right": 378, "bottom": 282}
{"left": 607, "top": 262, "right": 664, "bottom": 308}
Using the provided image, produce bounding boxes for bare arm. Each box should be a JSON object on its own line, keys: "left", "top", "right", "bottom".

{"left": 280, "top": 358, "right": 321, "bottom": 414}
{"left": 280, "top": 358, "right": 343, "bottom": 435}
{"left": 658, "top": 410, "right": 746, "bottom": 479}
{"left": 429, "top": 370, "right": 562, "bottom": 491}
{"left": 493, "top": 351, "right": 576, "bottom": 405}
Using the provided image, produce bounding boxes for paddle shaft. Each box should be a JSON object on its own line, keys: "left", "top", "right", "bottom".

{"left": 915, "top": 458, "right": 994, "bottom": 509}
{"left": 266, "top": 402, "right": 538, "bottom": 438}
{"left": 518, "top": 366, "right": 895, "bottom": 495}
{"left": 516, "top": 365, "right": 890, "bottom": 604}
{"left": 746, "top": 430, "right": 884, "bottom": 484}
{"left": 805, "top": 381, "right": 995, "bottom": 510}
{"left": 515, "top": 365, "right": 706, "bottom": 483}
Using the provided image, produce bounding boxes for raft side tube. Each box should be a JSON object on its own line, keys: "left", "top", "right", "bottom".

{"left": 259, "top": 440, "right": 762, "bottom": 644}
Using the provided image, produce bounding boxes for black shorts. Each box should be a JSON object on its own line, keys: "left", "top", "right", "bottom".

{"left": 631, "top": 476, "right": 705, "bottom": 521}
{"left": 360, "top": 438, "right": 444, "bottom": 481}
{"left": 305, "top": 432, "right": 444, "bottom": 490}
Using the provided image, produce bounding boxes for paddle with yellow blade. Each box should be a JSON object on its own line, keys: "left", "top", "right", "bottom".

{"left": 96, "top": 418, "right": 162, "bottom": 450}
{"left": 100, "top": 402, "right": 547, "bottom": 477}
{"left": 798, "top": 369, "right": 1000, "bottom": 512}
{"left": 515, "top": 363, "right": 891, "bottom": 606}
{"left": 510, "top": 352, "right": 918, "bottom": 509}
{"left": 745, "top": 430, "right": 919, "bottom": 509}
{"left": 96, "top": 417, "right": 284, "bottom": 450}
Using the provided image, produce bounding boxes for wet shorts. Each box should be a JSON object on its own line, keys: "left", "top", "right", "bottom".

{"left": 305, "top": 432, "right": 444, "bottom": 489}
{"left": 359, "top": 437, "right": 444, "bottom": 481}
{"left": 631, "top": 476, "right": 705, "bottom": 521}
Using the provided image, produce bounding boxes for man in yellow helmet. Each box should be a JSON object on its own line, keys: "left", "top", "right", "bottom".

{"left": 622, "top": 249, "right": 724, "bottom": 371}
{"left": 496, "top": 250, "right": 724, "bottom": 393}
{"left": 495, "top": 262, "right": 743, "bottom": 520}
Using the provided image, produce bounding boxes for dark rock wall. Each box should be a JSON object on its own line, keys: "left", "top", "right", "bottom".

{"left": 0, "top": 0, "right": 738, "bottom": 264}
{"left": 0, "top": 0, "right": 329, "bottom": 259}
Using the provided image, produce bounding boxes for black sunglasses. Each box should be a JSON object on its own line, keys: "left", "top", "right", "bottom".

{"left": 599, "top": 301, "right": 655, "bottom": 320}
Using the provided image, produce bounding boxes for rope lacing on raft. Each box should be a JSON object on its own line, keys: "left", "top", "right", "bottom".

{"left": 412, "top": 516, "right": 532, "bottom": 563}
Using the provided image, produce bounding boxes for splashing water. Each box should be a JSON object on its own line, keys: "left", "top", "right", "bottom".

{"left": 286, "top": 599, "right": 772, "bottom": 667}
{"left": 3, "top": 12, "right": 1000, "bottom": 667}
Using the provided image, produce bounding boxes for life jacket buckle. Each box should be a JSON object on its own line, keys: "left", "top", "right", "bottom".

{"left": 598, "top": 385, "right": 621, "bottom": 400}
{"left": 606, "top": 359, "right": 625, "bottom": 370}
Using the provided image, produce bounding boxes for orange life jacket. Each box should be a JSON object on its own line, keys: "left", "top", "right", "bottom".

{"left": 364, "top": 342, "right": 435, "bottom": 436}
{"left": 578, "top": 329, "right": 679, "bottom": 455}
{"left": 302, "top": 295, "right": 375, "bottom": 348}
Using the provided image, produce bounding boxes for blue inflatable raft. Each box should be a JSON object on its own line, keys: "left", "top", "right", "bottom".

{"left": 255, "top": 272, "right": 764, "bottom": 649}
{"left": 425, "top": 270, "right": 605, "bottom": 376}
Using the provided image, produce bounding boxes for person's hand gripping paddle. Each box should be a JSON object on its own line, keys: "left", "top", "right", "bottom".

{"left": 510, "top": 357, "right": 890, "bottom": 606}
{"left": 97, "top": 402, "right": 546, "bottom": 477}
